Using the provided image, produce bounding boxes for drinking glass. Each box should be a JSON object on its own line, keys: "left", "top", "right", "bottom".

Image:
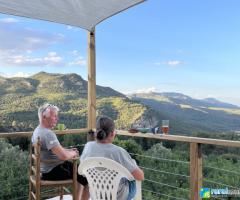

{"left": 161, "top": 120, "right": 169, "bottom": 134}
{"left": 57, "top": 123, "right": 65, "bottom": 131}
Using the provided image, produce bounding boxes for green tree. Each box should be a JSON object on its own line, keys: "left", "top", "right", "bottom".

{"left": 11, "top": 120, "right": 17, "bottom": 127}
{"left": 0, "top": 139, "right": 29, "bottom": 200}
{"left": 139, "top": 143, "right": 189, "bottom": 199}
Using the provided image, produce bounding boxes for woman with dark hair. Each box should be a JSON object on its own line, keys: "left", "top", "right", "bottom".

{"left": 80, "top": 116, "right": 144, "bottom": 200}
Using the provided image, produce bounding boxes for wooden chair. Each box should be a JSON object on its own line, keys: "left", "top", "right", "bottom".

{"left": 29, "top": 137, "right": 78, "bottom": 200}
{"left": 78, "top": 157, "right": 142, "bottom": 200}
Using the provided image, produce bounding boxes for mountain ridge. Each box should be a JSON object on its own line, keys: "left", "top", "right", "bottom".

{"left": 130, "top": 92, "right": 240, "bottom": 133}
{"left": 0, "top": 72, "right": 152, "bottom": 133}
{"left": 1, "top": 72, "right": 240, "bottom": 134}
{"left": 0, "top": 71, "right": 125, "bottom": 98}
{"left": 130, "top": 92, "right": 239, "bottom": 109}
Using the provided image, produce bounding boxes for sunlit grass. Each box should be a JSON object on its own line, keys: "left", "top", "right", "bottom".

{"left": 180, "top": 104, "right": 192, "bottom": 109}
{"left": 208, "top": 107, "right": 240, "bottom": 115}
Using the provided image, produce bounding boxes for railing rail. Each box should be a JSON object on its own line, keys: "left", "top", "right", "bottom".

{"left": 1, "top": 129, "right": 240, "bottom": 148}
{"left": 0, "top": 128, "right": 89, "bottom": 138}
{"left": 118, "top": 131, "right": 240, "bottom": 148}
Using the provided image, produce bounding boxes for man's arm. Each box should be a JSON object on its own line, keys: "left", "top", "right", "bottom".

{"left": 132, "top": 168, "right": 144, "bottom": 181}
{"left": 51, "top": 145, "right": 78, "bottom": 161}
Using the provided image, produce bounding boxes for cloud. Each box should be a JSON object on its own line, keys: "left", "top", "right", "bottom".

{"left": 2, "top": 52, "right": 63, "bottom": 67}
{"left": 0, "top": 23, "right": 65, "bottom": 54}
{"left": 69, "top": 50, "right": 79, "bottom": 56}
{"left": 68, "top": 56, "right": 86, "bottom": 66}
{"left": 154, "top": 60, "right": 183, "bottom": 67}
{"left": 135, "top": 87, "right": 157, "bottom": 94}
{"left": 0, "top": 21, "right": 66, "bottom": 67}
{"left": 0, "top": 17, "right": 19, "bottom": 23}
{"left": 0, "top": 72, "right": 32, "bottom": 78}
{"left": 167, "top": 60, "right": 183, "bottom": 66}
{"left": 0, "top": 21, "right": 86, "bottom": 68}
{"left": 67, "top": 25, "right": 73, "bottom": 30}
{"left": 56, "top": 33, "right": 65, "bottom": 40}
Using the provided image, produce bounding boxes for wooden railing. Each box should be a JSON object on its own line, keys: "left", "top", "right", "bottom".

{"left": 118, "top": 131, "right": 240, "bottom": 200}
{"left": 0, "top": 128, "right": 89, "bottom": 138}
{"left": 1, "top": 129, "right": 240, "bottom": 200}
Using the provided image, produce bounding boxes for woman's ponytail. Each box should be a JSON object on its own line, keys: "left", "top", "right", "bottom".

{"left": 96, "top": 129, "right": 107, "bottom": 140}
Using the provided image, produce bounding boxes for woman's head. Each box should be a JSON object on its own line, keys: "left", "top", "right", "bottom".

{"left": 96, "top": 116, "right": 115, "bottom": 141}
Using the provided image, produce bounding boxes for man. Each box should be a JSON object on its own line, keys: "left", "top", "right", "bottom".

{"left": 32, "top": 103, "right": 86, "bottom": 200}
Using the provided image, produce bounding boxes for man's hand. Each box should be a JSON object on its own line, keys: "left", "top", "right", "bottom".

{"left": 52, "top": 145, "right": 79, "bottom": 160}
{"left": 71, "top": 148, "right": 79, "bottom": 158}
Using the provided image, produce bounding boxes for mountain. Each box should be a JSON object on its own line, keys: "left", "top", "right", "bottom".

{"left": 0, "top": 72, "right": 155, "bottom": 132}
{"left": 0, "top": 71, "right": 125, "bottom": 98}
{"left": 130, "top": 92, "right": 240, "bottom": 133}
{"left": 202, "top": 97, "right": 238, "bottom": 109}
{"left": 1, "top": 72, "right": 240, "bottom": 135}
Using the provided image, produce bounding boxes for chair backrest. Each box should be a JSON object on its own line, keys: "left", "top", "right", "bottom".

{"left": 30, "top": 137, "right": 41, "bottom": 184}
{"left": 29, "top": 137, "right": 78, "bottom": 200}
{"left": 78, "top": 157, "right": 135, "bottom": 200}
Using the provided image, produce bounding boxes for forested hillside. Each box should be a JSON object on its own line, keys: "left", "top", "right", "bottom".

{"left": 1, "top": 72, "right": 240, "bottom": 135}
{"left": 131, "top": 92, "right": 240, "bottom": 134}
{"left": 0, "top": 72, "right": 156, "bottom": 133}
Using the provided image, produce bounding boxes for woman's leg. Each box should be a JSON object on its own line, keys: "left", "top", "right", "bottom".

{"left": 79, "top": 185, "right": 89, "bottom": 200}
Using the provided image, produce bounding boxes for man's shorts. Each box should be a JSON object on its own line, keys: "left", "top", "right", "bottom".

{"left": 41, "top": 161, "right": 88, "bottom": 186}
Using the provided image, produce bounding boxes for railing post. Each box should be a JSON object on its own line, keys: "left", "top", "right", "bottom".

{"left": 36, "top": 138, "right": 41, "bottom": 200}
{"left": 190, "top": 142, "right": 202, "bottom": 200}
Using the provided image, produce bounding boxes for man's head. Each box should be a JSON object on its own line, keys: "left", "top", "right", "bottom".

{"left": 38, "top": 103, "right": 59, "bottom": 129}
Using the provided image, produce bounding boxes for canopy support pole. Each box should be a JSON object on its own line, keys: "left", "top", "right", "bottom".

{"left": 87, "top": 29, "right": 96, "bottom": 140}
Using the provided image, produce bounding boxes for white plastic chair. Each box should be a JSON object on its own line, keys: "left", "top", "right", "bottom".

{"left": 78, "top": 157, "right": 142, "bottom": 200}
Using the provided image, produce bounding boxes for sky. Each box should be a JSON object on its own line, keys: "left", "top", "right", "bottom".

{"left": 0, "top": 0, "right": 240, "bottom": 106}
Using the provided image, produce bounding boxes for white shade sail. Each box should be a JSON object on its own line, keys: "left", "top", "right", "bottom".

{"left": 0, "top": 0, "right": 145, "bottom": 31}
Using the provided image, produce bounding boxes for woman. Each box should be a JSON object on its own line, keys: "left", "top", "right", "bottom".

{"left": 80, "top": 116, "right": 144, "bottom": 200}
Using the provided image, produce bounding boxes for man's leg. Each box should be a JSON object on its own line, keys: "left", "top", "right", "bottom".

{"left": 41, "top": 162, "right": 72, "bottom": 180}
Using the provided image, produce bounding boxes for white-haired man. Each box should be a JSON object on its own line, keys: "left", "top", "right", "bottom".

{"left": 32, "top": 103, "right": 86, "bottom": 200}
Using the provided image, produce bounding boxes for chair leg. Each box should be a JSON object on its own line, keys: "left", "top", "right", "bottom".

{"left": 29, "top": 182, "right": 32, "bottom": 200}
{"left": 36, "top": 186, "right": 40, "bottom": 200}
{"left": 72, "top": 182, "right": 77, "bottom": 200}
{"left": 60, "top": 186, "right": 64, "bottom": 200}
{"left": 72, "top": 159, "right": 77, "bottom": 200}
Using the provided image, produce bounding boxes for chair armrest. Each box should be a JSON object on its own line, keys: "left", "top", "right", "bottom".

{"left": 68, "top": 157, "right": 79, "bottom": 161}
{"left": 41, "top": 157, "right": 79, "bottom": 164}
{"left": 40, "top": 159, "right": 61, "bottom": 164}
